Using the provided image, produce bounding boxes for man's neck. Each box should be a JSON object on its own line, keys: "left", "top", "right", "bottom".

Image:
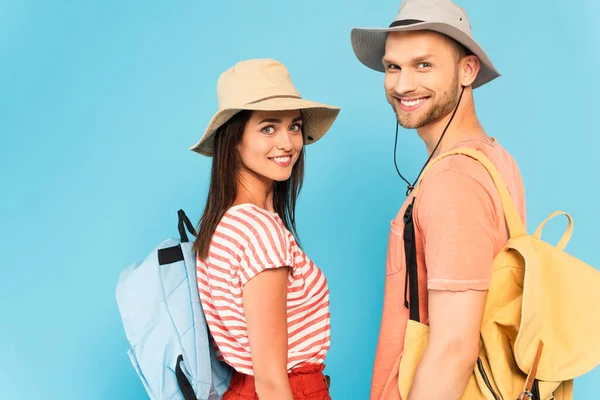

{"left": 417, "top": 94, "right": 487, "bottom": 156}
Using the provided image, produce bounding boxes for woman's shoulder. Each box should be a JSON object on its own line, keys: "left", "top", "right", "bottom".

{"left": 219, "top": 204, "right": 295, "bottom": 277}
{"left": 226, "top": 203, "right": 281, "bottom": 219}
{"left": 218, "top": 204, "right": 288, "bottom": 245}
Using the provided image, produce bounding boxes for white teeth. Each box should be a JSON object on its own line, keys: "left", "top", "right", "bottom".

{"left": 401, "top": 98, "right": 426, "bottom": 107}
{"left": 272, "top": 156, "right": 291, "bottom": 163}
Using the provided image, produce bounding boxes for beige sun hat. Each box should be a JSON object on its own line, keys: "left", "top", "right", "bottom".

{"left": 351, "top": 0, "right": 500, "bottom": 89}
{"left": 190, "top": 58, "right": 341, "bottom": 157}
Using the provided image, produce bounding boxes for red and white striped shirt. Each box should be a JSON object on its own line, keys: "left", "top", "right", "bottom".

{"left": 196, "top": 204, "right": 331, "bottom": 375}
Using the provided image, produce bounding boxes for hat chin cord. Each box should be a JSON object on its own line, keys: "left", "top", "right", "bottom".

{"left": 393, "top": 86, "right": 466, "bottom": 196}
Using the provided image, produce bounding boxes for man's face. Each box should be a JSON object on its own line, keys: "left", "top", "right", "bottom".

{"left": 383, "top": 30, "right": 463, "bottom": 129}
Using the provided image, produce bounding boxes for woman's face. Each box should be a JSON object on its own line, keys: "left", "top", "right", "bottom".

{"left": 237, "top": 109, "right": 304, "bottom": 183}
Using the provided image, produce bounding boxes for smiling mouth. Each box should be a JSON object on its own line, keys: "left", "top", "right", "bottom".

{"left": 269, "top": 155, "right": 293, "bottom": 167}
{"left": 396, "top": 96, "right": 430, "bottom": 112}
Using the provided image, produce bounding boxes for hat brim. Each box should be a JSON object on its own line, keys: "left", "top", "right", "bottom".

{"left": 190, "top": 97, "right": 340, "bottom": 157}
{"left": 350, "top": 22, "right": 500, "bottom": 89}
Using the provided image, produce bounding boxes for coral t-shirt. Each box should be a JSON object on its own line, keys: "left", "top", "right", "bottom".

{"left": 370, "top": 137, "right": 527, "bottom": 400}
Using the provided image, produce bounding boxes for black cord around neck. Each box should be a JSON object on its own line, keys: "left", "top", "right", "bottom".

{"left": 394, "top": 86, "right": 466, "bottom": 196}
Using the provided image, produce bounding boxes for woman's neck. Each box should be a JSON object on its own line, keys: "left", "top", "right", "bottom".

{"left": 234, "top": 168, "right": 275, "bottom": 212}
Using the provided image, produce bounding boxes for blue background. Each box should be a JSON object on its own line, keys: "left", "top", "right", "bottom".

{"left": 1, "top": 0, "right": 598, "bottom": 398}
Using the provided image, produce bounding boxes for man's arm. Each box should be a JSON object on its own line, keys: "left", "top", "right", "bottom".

{"left": 409, "top": 160, "right": 503, "bottom": 399}
{"left": 407, "top": 289, "right": 487, "bottom": 400}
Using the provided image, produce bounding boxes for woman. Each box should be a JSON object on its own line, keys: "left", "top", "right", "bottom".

{"left": 189, "top": 58, "right": 340, "bottom": 400}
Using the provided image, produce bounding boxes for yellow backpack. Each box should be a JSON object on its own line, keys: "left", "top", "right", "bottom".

{"left": 398, "top": 148, "right": 600, "bottom": 400}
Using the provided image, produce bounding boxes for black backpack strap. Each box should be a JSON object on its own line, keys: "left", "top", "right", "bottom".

{"left": 178, "top": 209, "right": 197, "bottom": 243}
{"left": 532, "top": 379, "right": 541, "bottom": 400}
{"left": 403, "top": 197, "right": 420, "bottom": 322}
{"left": 176, "top": 355, "right": 197, "bottom": 400}
{"left": 158, "top": 210, "right": 197, "bottom": 265}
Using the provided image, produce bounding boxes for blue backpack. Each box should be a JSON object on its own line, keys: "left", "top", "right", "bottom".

{"left": 116, "top": 209, "right": 232, "bottom": 400}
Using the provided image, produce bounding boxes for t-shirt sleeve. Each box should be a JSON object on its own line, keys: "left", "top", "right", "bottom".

{"left": 416, "top": 165, "right": 499, "bottom": 291}
{"left": 228, "top": 207, "right": 293, "bottom": 286}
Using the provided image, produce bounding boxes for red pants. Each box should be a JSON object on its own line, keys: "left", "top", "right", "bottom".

{"left": 223, "top": 364, "right": 331, "bottom": 400}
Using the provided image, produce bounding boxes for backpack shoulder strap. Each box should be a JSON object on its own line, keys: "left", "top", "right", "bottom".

{"left": 413, "top": 147, "right": 527, "bottom": 239}
{"left": 178, "top": 209, "right": 197, "bottom": 243}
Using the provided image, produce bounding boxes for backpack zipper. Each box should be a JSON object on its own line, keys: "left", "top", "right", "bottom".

{"left": 477, "top": 358, "right": 500, "bottom": 400}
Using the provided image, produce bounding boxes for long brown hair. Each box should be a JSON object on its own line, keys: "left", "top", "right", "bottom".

{"left": 193, "top": 110, "right": 305, "bottom": 259}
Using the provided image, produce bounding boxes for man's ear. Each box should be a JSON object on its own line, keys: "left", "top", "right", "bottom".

{"left": 460, "top": 55, "right": 481, "bottom": 87}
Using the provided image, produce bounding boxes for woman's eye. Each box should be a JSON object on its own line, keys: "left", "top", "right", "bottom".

{"left": 290, "top": 124, "right": 302, "bottom": 132}
{"left": 262, "top": 126, "right": 275, "bottom": 134}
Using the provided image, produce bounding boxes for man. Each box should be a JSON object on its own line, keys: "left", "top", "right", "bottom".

{"left": 351, "top": 0, "right": 527, "bottom": 399}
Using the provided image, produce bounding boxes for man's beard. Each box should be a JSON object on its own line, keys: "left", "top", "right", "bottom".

{"left": 390, "top": 71, "right": 460, "bottom": 129}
